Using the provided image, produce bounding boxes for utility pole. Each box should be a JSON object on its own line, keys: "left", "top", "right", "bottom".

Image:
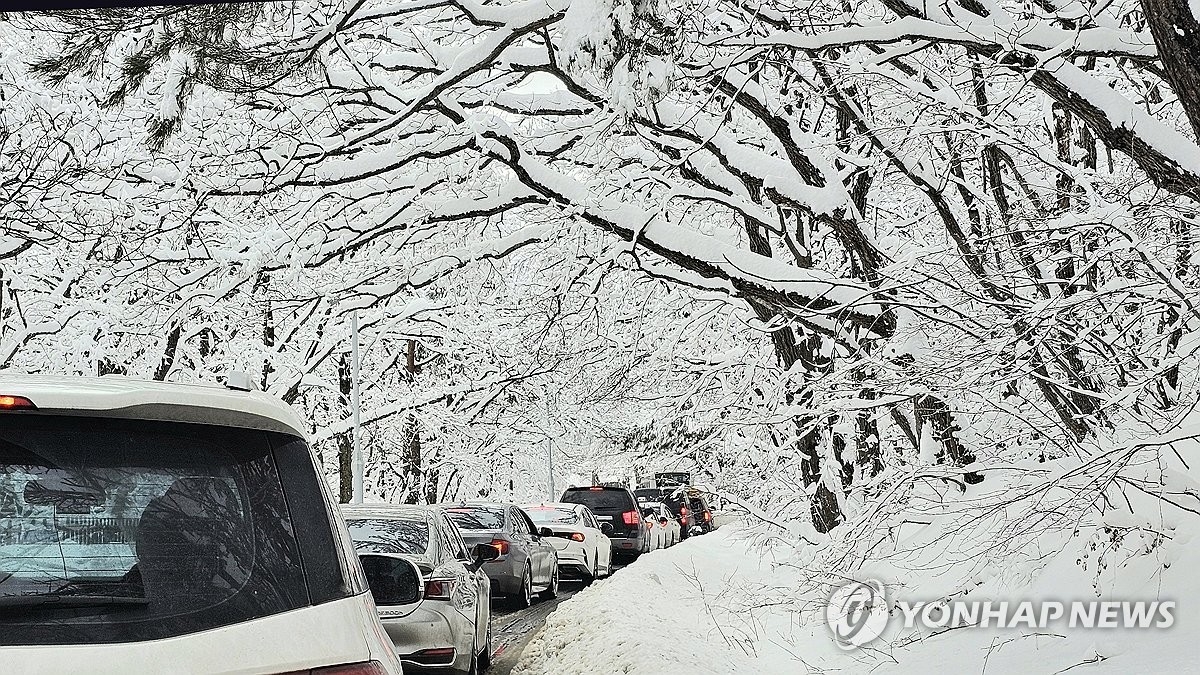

{"left": 351, "top": 310, "right": 363, "bottom": 504}
{"left": 547, "top": 437, "right": 555, "bottom": 501}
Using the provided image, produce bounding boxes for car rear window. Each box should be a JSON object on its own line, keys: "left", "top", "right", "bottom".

{"left": 345, "top": 518, "right": 429, "bottom": 555}
{"left": 524, "top": 507, "right": 578, "bottom": 524}
{"left": 561, "top": 489, "right": 634, "bottom": 511}
{"left": 445, "top": 506, "right": 505, "bottom": 530}
{"left": 0, "top": 414, "right": 320, "bottom": 646}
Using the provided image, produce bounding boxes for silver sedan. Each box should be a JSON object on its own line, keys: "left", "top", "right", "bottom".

{"left": 342, "top": 504, "right": 493, "bottom": 675}
{"left": 442, "top": 502, "right": 559, "bottom": 608}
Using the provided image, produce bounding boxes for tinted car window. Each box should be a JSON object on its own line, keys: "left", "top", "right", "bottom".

{"left": 561, "top": 488, "right": 634, "bottom": 511}
{"left": 525, "top": 507, "right": 579, "bottom": 524}
{"left": 445, "top": 506, "right": 505, "bottom": 530}
{"left": 345, "top": 518, "right": 429, "bottom": 555}
{"left": 0, "top": 415, "right": 310, "bottom": 646}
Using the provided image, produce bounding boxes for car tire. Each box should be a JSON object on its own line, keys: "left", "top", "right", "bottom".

{"left": 581, "top": 556, "right": 595, "bottom": 585}
{"left": 512, "top": 565, "right": 533, "bottom": 609}
{"left": 541, "top": 563, "right": 559, "bottom": 600}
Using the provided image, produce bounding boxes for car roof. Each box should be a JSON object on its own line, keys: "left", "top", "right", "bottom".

{"left": 0, "top": 373, "right": 307, "bottom": 437}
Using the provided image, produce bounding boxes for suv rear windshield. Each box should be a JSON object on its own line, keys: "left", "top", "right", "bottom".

{"left": 560, "top": 488, "right": 634, "bottom": 511}
{"left": 346, "top": 518, "right": 429, "bottom": 555}
{"left": 0, "top": 414, "right": 341, "bottom": 646}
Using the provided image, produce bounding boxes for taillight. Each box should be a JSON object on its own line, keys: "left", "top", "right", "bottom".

{"left": 589, "top": 486, "right": 604, "bottom": 491}
{"left": 490, "top": 539, "right": 510, "bottom": 555}
{"left": 0, "top": 395, "right": 36, "bottom": 410}
{"left": 425, "top": 578, "right": 454, "bottom": 600}
{"left": 680, "top": 506, "right": 689, "bottom": 517}
{"left": 277, "top": 661, "right": 388, "bottom": 675}
{"left": 570, "top": 532, "right": 585, "bottom": 542}
{"left": 409, "top": 648, "right": 456, "bottom": 666}
{"left": 622, "top": 510, "right": 640, "bottom": 525}
{"left": 703, "top": 511, "right": 712, "bottom": 522}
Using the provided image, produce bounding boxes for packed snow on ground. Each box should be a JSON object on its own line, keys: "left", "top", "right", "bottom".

{"left": 513, "top": 491, "right": 1200, "bottom": 674}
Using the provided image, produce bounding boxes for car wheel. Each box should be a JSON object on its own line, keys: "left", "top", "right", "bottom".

{"left": 512, "top": 565, "right": 533, "bottom": 609}
{"left": 541, "top": 563, "right": 559, "bottom": 600}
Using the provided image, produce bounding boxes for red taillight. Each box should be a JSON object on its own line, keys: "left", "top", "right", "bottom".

{"left": 490, "top": 539, "right": 510, "bottom": 555}
{"left": 680, "top": 506, "right": 689, "bottom": 517}
{"left": 622, "top": 510, "right": 640, "bottom": 525}
{"left": 703, "top": 511, "right": 712, "bottom": 522}
{"left": 277, "top": 661, "right": 388, "bottom": 675}
{"left": 570, "top": 532, "right": 585, "bottom": 542}
{"left": 425, "top": 578, "right": 454, "bottom": 600}
{"left": 409, "top": 648, "right": 457, "bottom": 666}
{"left": 589, "top": 486, "right": 604, "bottom": 491}
{"left": 0, "top": 395, "right": 36, "bottom": 410}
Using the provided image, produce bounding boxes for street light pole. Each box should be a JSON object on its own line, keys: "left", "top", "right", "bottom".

{"left": 547, "top": 437, "right": 555, "bottom": 501}
{"left": 351, "top": 310, "right": 363, "bottom": 504}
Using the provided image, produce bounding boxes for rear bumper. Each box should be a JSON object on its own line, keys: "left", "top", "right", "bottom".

{"left": 380, "top": 602, "right": 473, "bottom": 673}
{"left": 550, "top": 542, "right": 588, "bottom": 570}
{"left": 609, "top": 535, "right": 644, "bottom": 555}
{"left": 481, "top": 557, "right": 524, "bottom": 595}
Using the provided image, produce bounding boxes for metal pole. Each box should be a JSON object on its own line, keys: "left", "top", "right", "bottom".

{"left": 547, "top": 437, "right": 555, "bottom": 501}
{"left": 351, "top": 310, "right": 363, "bottom": 504}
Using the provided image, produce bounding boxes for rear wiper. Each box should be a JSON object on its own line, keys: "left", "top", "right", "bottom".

{"left": 0, "top": 595, "right": 149, "bottom": 610}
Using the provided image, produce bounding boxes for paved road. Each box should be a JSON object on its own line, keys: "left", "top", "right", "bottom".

{"left": 485, "top": 578, "right": 589, "bottom": 674}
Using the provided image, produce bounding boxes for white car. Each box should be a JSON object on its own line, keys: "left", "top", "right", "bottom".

{"left": 521, "top": 502, "right": 613, "bottom": 582}
{"left": 0, "top": 374, "right": 402, "bottom": 675}
{"left": 641, "top": 502, "right": 680, "bottom": 549}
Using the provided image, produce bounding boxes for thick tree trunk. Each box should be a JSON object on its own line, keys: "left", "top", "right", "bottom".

{"left": 337, "top": 352, "right": 353, "bottom": 503}
{"left": 1143, "top": 0, "right": 1200, "bottom": 140}
{"left": 914, "top": 395, "right": 983, "bottom": 484}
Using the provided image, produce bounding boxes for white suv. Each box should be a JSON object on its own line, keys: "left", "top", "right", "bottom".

{"left": 0, "top": 374, "right": 402, "bottom": 675}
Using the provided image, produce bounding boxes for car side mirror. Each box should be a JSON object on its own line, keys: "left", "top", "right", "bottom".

{"left": 538, "top": 526, "right": 554, "bottom": 538}
{"left": 470, "top": 543, "right": 500, "bottom": 570}
{"left": 600, "top": 522, "right": 613, "bottom": 535}
{"left": 359, "top": 554, "right": 423, "bottom": 607}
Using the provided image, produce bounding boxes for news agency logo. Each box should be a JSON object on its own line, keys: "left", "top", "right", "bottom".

{"left": 826, "top": 578, "right": 1178, "bottom": 650}
{"left": 825, "top": 579, "right": 889, "bottom": 650}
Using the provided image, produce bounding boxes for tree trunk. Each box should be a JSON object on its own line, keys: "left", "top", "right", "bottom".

{"left": 1143, "top": 0, "right": 1200, "bottom": 141}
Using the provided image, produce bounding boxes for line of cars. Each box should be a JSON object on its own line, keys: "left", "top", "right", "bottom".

{"left": 0, "top": 374, "right": 721, "bottom": 675}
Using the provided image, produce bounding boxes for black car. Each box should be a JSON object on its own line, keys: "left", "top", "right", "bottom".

{"left": 636, "top": 486, "right": 715, "bottom": 537}
{"left": 634, "top": 487, "right": 696, "bottom": 539}
{"left": 560, "top": 486, "right": 650, "bottom": 559}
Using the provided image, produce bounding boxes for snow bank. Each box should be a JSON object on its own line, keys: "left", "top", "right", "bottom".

{"left": 512, "top": 526, "right": 837, "bottom": 675}
{"left": 513, "top": 505, "right": 1200, "bottom": 674}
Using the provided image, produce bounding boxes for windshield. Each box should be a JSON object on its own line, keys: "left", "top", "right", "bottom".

{"left": 345, "top": 518, "right": 429, "bottom": 555}
{"left": 561, "top": 489, "right": 633, "bottom": 511}
{"left": 445, "top": 506, "right": 505, "bottom": 530}
{"left": 524, "top": 507, "right": 578, "bottom": 524}
{"left": 0, "top": 415, "right": 309, "bottom": 646}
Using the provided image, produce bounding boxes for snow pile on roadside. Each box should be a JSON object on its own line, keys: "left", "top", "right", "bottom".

{"left": 511, "top": 527, "right": 836, "bottom": 675}
{"left": 513, "top": 504, "right": 1200, "bottom": 674}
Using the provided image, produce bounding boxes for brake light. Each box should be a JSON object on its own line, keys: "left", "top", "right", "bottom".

{"left": 0, "top": 395, "right": 36, "bottom": 410}
{"left": 703, "top": 511, "right": 712, "bottom": 522}
{"left": 570, "top": 532, "right": 585, "bottom": 542}
{"left": 409, "top": 648, "right": 457, "bottom": 666}
{"left": 589, "top": 486, "right": 604, "bottom": 491}
{"left": 490, "top": 539, "right": 510, "bottom": 555}
{"left": 622, "top": 510, "right": 640, "bottom": 525}
{"left": 276, "top": 661, "right": 388, "bottom": 674}
{"left": 680, "top": 506, "right": 688, "bottom": 517}
{"left": 425, "top": 578, "right": 454, "bottom": 600}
